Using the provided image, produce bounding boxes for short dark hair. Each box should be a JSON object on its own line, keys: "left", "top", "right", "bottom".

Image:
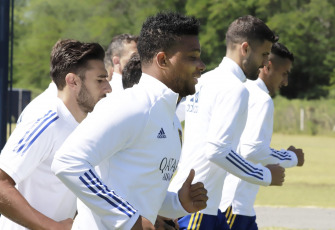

{"left": 137, "top": 12, "right": 200, "bottom": 64}
{"left": 270, "top": 42, "right": 294, "bottom": 62}
{"left": 122, "top": 53, "right": 142, "bottom": 89}
{"left": 105, "top": 34, "right": 138, "bottom": 68}
{"left": 50, "top": 39, "right": 105, "bottom": 90}
{"left": 226, "top": 15, "right": 278, "bottom": 49}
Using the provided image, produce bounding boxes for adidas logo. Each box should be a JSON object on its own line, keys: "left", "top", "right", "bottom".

{"left": 157, "top": 128, "right": 166, "bottom": 138}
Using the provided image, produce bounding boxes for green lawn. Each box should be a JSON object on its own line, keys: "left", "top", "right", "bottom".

{"left": 255, "top": 133, "right": 335, "bottom": 208}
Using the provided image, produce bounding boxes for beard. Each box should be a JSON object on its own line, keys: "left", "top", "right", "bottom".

{"left": 77, "top": 83, "right": 95, "bottom": 113}
{"left": 243, "top": 58, "right": 262, "bottom": 80}
{"left": 247, "top": 68, "right": 260, "bottom": 80}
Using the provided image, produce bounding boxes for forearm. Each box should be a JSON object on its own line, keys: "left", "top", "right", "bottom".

{"left": 158, "top": 191, "right": 189, "bottom": 219}
{"left": 241, "top": 144, "right": 298, "bottom": 168}
{"left": 206, "top": 143, "right": 271, "bottom": 186}
{"left": 52, "top": 160, "right": 138, "bottom": 229}
{"left": 0, "top": 180, "right": 60, "bottom": 230}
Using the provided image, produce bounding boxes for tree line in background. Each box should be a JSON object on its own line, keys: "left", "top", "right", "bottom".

{"left": 11, "top": 0, "right": 335, "bottom": 99}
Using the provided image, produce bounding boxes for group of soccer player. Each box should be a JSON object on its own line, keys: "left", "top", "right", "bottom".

{"left": 0, "top": 11, "right": 304, "bottom": 230}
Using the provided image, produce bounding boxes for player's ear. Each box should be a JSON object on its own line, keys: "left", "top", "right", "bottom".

{"left": 112, "top": 56, "right": 120, "bottom": 66}
{"left": 65, "top": 73, "right": 79, "bottom": 89}
{"left": 241, "top": 42, "right": 249, "bottom": 57}
{"left": 265, "top": 60, "right": 272, "bottom": 74}
{"left": 156, "top": 52, "right": 168, "bottom": 69}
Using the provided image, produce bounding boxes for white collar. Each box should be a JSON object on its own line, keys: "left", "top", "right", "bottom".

{"left": 219, "top": 57, "right": 247, "bottom": 82}
{"left": 255, "top": 78, "right": 270, "bottom": 94}
{"left": 139, "top": 73, "right": 179, "bottom": 111}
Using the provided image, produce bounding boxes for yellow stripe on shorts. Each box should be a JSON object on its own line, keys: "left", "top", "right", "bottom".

{"left": 196, "top": 213, "right": 203, "bottom": 230}
{"left": 229, "top": 213, "right": 237, "bottom": 229}
{"left": 187, "top": 213, "right": 196, "bottom": 229}
{"left": 187, "top": 212, "right": 204, "bottom": 230}
{"left": 225, "top": 206, "right": 232, "bottom": 219}
{"left": 191, "top": 212, "right": 200, "bottom": 230}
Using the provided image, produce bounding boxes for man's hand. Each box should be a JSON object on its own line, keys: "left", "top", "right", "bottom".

{"left": 132, "top": 216, "right": 155, "bottom": 230}
{"left": 154, "top": 216, "right": 179, "bottom": 230}
{"left": 266, "top": 164, "right": 285, "bottom": 186}
{"left": 288, "top": 146, "right": 305, "bottom": 167}
{"left": 178, "top": 169, "right": 208, "bottom": 213}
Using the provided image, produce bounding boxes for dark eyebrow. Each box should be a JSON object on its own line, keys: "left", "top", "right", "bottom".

{"left": 188, "top": 48, "right": 201, "bottom": 54}
{"left": 97, "top": 74, "right": 108, "bottom": 79}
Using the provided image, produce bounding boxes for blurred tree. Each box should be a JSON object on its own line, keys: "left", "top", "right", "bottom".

{"left": 11, "top": 0, "right": 335, "bottom": 99}
{"left": 260, "top": 0, "right": 335, "bottom": 99}
{"left": 12, "top": 0, "right": 181, "bottom": 95}
{"left": 186, "top": 0, "right": 335, "bottom": 99}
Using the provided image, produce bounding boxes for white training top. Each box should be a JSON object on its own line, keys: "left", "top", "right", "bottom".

{"left": 219, "top": 78, "right": 298, "bottom": 216}
{"left": 17, "top": 82, "right": 57, "bottom": 124}
{"left": 168, "top": 57, "right": 272, "bottom": 216}
{"left": 176, "top": 97, "right": 186, "bottom": 122}
{"left": 52, "top": 74, "right": 188, "bottom": 230}
{"left": 109, "top": 72, "right": 124, "bottom": 93}
{"left": 0, "top": 95, "right": 78, "bottom": 230}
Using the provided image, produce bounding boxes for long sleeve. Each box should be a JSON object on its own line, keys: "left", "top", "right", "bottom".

{"left": 205, "top": 85, "right": 272, "bottom": 186}
{"left": 158, "top": 191, "right": 189, "bottom": 218}
{"left": 51, "top": 96, "right": 147, "bottom": 229}
{"left": 239, "top": 89, "right": 298, "bottom": 168}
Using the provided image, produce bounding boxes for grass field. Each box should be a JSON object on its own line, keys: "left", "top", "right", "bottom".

{"left": 255, "top": 133, "right": 335, "bottom": 208}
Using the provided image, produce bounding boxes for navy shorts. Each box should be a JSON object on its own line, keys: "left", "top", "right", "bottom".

{"left": 178, "top": 209, "right": 230, "bottom": 230}
{"left": 223, "top": 206, "right": 258, "bottom": 230}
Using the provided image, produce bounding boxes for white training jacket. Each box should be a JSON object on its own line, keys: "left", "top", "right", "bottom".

{"left": 168, "top": 57, "right": 272, "bottom": 216}
{"left": 109, "top": 72, "right": 124, "bottom": 93}
{"left": 52, "top": 74, "right": 188, "bottom": 230}
{"left": 220, "top": 78, "right": 298, "bottom": 216}
{"left": 0, "top": 94, "right": 78, "bottom": 230}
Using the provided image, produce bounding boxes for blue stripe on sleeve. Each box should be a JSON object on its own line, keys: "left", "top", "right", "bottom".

{"left": 230, "top": 150, "right": 263, "bottom": 173}
{"left": 227, "top": 152, "right": 263, "bottom": 176}
{"left": 270, "top": 154, "right": 292, "bottom": 161}
{"left": 13, "top": 110, "right": 54, "bottom": 152}
{"left": 226, "top": 152, "right": 263, "bottom": 180}
{"left": 79, "top": 169, "right": 136, "bottom": 217}
{"left": 226, "top": 156, "right": 263, "bottom": 180}
{"left": 87, "top": 170, "right": 137, "bottom": 214}
{"left": 14, "top": 110, "right": 58, "bottom": 154}
{"left": 270, "top": 148, "right": 292, "bottom": 160}
{"left": 21, "top": 116, "right": 59, "bottom": 154}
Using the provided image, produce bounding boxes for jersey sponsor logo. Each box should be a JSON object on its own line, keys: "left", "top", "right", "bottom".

{"left": 159, "top": 157, "right": 179, "bottom": 181}
{"left": 157, "top": 128, "right": 166, "bottom": 138}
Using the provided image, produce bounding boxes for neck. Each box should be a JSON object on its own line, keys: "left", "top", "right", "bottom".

{"left": 226, "top": 50, "right": 243, "bottom": 69}
{"left": 142, "top": 66, "right": 166, "bottom": 85}
{"left": 57, "top": 89, "right": 87, "bottom": 123}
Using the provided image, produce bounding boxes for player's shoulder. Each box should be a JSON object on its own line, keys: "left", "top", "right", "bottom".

{"left": 94, "top": 85, "right": 152, "bottom": 123}
{"left": 245, "top": 80, "right": 271, "bottom": 102}
{"left": 18, "top": 98, "right": 58, "bottom": 126}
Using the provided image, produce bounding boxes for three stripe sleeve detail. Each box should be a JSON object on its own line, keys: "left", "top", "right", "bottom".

{"left": 13, "top": 110, "right": 59, "bottom": 155}
{"left": 226, "top": 150, "right": 264, "bottom": 180}
{"left": 270, "top": 148, "right": 292, "bottom": 161}
{"left": 79, "top": 169, "right": 137, "bottom": 218}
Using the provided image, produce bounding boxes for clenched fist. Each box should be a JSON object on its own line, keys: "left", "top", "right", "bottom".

{"left": 178, "top": 169, "right": 208, "bottom": 213}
